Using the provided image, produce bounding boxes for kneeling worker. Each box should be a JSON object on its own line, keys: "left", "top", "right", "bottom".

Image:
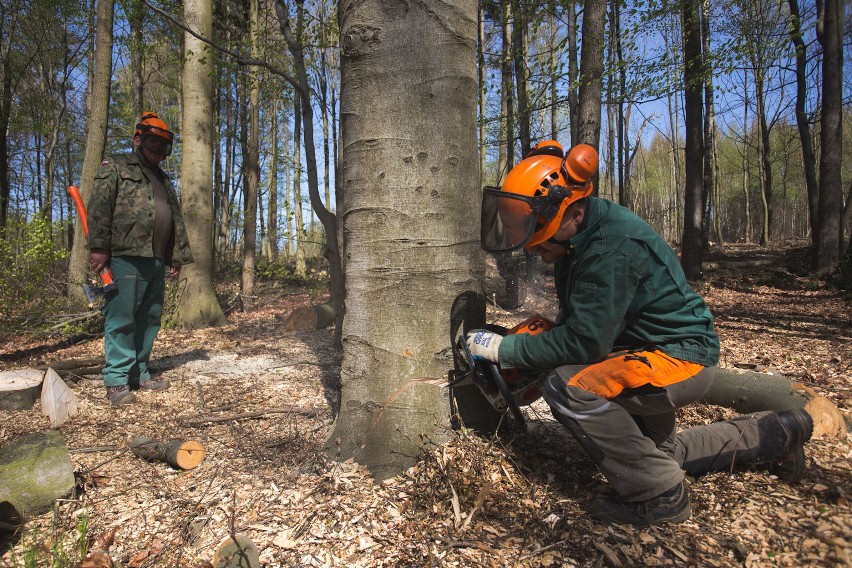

{"left": 467, "top": 140, "right": 812, "bottom": 527}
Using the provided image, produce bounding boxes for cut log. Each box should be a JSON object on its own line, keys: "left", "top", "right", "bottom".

{"left": 702, "top": 368, "right": 847, "bottom": 440}
{"left": 0, "top": 368, "right": 45, "bottom": 411}
{"left": 283, "top": 303, "right": 335, "bottom": 331}
{"left": 213, "top": 534, "right": 260, "bottom": 568}
{"left": 41, "top": 368, "right": 80, "bottom": 427}
{"left": 0, "top": 431, "right": 75, "bottom": 526}
{"left": 129, "top": 436, "right": 206, "bottom": 470}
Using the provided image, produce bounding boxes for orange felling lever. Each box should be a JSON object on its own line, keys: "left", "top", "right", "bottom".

{"left": 68, "top": 185, "right": 116, "bottom": 289}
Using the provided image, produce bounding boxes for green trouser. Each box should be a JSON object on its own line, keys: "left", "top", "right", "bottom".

{"left": 543, "top": 366, "right": 789, "bottom": 502}
{"left": 101, "top": 256, "right": 166, "bottom": 387}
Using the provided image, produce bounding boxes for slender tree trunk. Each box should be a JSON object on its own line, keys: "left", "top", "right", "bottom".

{"left": 292, "top": 89, "right": 305, "bottom": 275}
{"left": 268, "top": 101, "right": 279, "bottom": 263}
{"left": 276, "top": 0, "right": 345, "bottom": 344}
{"left": 68, "top": 0, "right": 114, "bottom": 303}
{"left": 701, "top": 0, "right": 716, "bottom": 248}
{"left": 548, "top": 1, "right": 558, "bottom": 140}
{"left": 787, "top": 0, "right": 819, "bottom": 241}
{"left": 332, "top": 0, "right": 481, "bottom": 479}
{"left": 511, "top": 0, "right": 530, "bottom": 155}
{"left": 812, "top": 0, "right": 843, "bottom": 274}
{"left": 177, "top": 0, "right": 226, "bottom": 328}
{"left": 576, "top": 0, "right": 606, "bottom": 149}
{"left": 241, "top": 0, "right": 260, "bottom": 298}
{"left": 680, "top": 0, "right": 705, "bottom": 280}
{"left": 478, "top": 2, "right": 486, "bottom": 186}
{"left": 567, "top": 1, "right": 579, "bottom": 145}
{"left": 499, "top": 1, "right": 514, "bottom": 182}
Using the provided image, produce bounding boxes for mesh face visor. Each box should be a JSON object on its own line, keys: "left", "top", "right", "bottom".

{"left": 481, "top": 187, "right": 540, "bottom": 253}
{"left": 139, "top": 126, "right": 174, "bottom": 156}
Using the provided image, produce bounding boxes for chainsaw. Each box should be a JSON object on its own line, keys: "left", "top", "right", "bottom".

{"left": 68, "top": 185, "right": 117, "bottom": 305}
{"left": 449, "top": 291, "right": 553, "bottom": 430}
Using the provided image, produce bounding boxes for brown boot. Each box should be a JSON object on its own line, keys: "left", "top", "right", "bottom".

{"left": 106, "top": 385, "right": 136, "bottom": 405}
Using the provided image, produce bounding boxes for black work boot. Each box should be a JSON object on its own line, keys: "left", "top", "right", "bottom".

{"left": 766, "top": 409, "right": 813, "bottom": 483}
{"left": 106, "top": 385, "right": 136, "bottom": 406}
{"left": 587, "top": 482, "right": 691, "bottom": 527}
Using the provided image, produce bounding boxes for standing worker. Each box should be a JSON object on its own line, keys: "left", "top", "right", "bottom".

{"left": 87, "top": 112, "right": 193, "bottom": 405}
{"left": 468, "top": 140, "right": 812, "bottom": 527}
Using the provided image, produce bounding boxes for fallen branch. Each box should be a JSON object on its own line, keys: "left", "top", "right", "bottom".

{"left": 181, "top": 405, "right": 322, "bottom": 426}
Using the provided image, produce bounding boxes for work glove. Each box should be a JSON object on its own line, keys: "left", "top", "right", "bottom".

{"left": 466, "top": 329, "right": 503, "bottom": 364}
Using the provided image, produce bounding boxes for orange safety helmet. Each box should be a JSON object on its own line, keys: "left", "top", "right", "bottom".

{"left": 134, "top": 112, "right": 174, "bottom": 156}
{"left": 480, "top": 142, "right": 598, "bottom": 253}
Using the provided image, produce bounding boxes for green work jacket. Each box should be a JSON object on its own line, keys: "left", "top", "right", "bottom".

{"left": 499, "top": 197, "right": 720, "bottom": 369}
{"left": 87, "top": 150, "right": 194, "bottom": 266}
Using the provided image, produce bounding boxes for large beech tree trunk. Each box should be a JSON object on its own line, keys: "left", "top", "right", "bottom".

{"left": 176, "top": 0, "right": 227, "bottom": 328}
{"left": 330, "top": 0, "right": 482, "bottom": 479}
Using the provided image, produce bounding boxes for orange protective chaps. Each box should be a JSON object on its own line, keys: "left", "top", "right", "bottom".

{"left": 564, "top": 350, "right": 705, "bottom": 400}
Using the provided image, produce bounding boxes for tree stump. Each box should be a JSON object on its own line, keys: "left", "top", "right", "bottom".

{"left": 129, "top": 437, "right": 206, "bottom": 470}
{"left": 0, "top": 368, "right": 44, "bottom": 411}
{"left": 213, "top": 534, "right": 260, "bottom": 568}
{"left": 0, "top": 431, "right": 75, "bottom": 527}
{"left": 283, "top": 303, "right": 335, "bottom": 331}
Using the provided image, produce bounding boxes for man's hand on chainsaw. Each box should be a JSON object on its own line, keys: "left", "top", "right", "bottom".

{"left": 89, "top": 249, "right": 111, "bottom": 273}
{"left": 466, "top": 329, "right": 503, "bottom": 364}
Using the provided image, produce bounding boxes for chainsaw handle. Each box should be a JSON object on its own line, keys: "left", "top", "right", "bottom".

{"left": 485, "top": 361, "right": 527, "bottom": 430}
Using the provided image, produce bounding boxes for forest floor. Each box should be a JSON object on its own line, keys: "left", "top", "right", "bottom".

{"left": 0, "top": 242, "right": 850, "bottom": 567}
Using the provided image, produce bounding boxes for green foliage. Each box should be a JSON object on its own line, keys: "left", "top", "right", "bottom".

{"left": 7, "top": 513, "right": 89, "bottom": 568}
{"left": 255, "top": 257, "right": 330, "bottom": 290}
{"left": 0, "top": 217, "right": 69, "bottom": 318}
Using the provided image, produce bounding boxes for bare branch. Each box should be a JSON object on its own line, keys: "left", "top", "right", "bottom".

{"left": 142, "top": 0, "right": 303, "bottom": 94}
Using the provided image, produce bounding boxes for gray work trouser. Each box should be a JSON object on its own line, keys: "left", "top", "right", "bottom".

{"left": 543, "top": 365, "right": 782, "bottom": 502}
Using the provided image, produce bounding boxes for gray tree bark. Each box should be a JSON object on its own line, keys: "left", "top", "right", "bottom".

{"left": 576, "top": 0, "right": 606, "bottom": 149}
{"left": 176, "top": 0, "right": 227, "bottom": 328}
{"left": 331, "top": 0, "right": 482, "bottom": 479}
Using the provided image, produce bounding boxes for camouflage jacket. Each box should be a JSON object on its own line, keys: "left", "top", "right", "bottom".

{"left": 87, "top": 150, "right": 193, "bottom": 266}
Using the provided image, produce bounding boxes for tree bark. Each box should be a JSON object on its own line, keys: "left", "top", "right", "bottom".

{"left": 576, "top": 0, "right": 606, "bottom": 149}
{"left": 241, "top": 0, "right": 260, "bottom": 299}
{"left": 177, "top": 0, "right": 227, "bottom": 328}
{"left": 68, "top": 0, "right": 114, "bottom": 304}
{"left": 812, "top": 0, "right": 843, "bottom": 274}
{"left": 680, "top": 0, "right": 705, "bottom": 280}
{"left": 0, "top": 431, "right": 75, "bottom": 522}
{"left": 333, "top": 0, "right": 482, "bottom": 479}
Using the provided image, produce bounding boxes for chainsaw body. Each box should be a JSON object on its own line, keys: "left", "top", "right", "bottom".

{"left": 451, "top": 315, "right": 554, "bottom": 428}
